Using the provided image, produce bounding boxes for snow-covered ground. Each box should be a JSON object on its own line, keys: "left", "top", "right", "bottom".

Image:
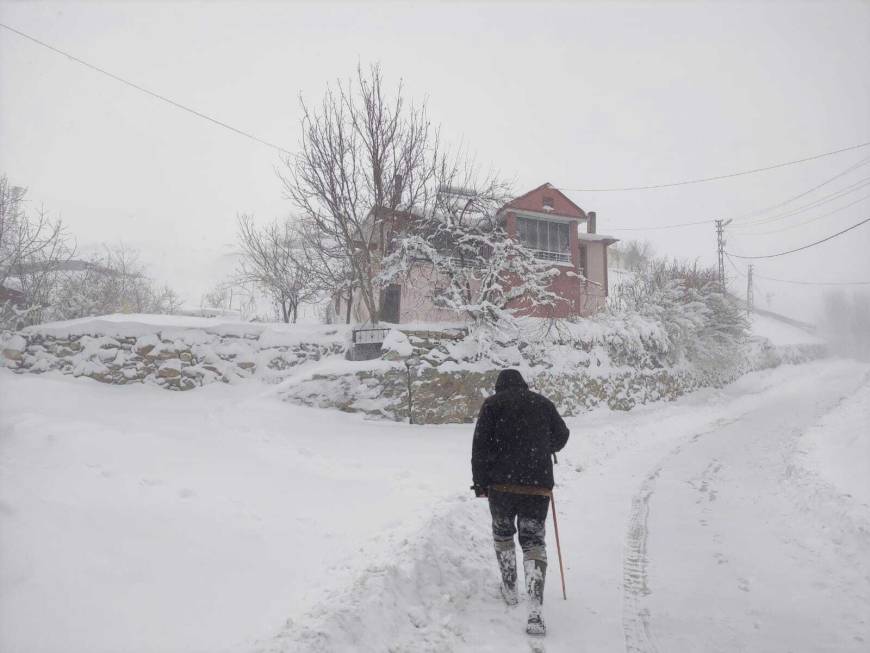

{"left": 748, "top": 312, "right": 822, "bottom": 347}
{"left": 1, "top": 357, "right": 868, "bottom": 652}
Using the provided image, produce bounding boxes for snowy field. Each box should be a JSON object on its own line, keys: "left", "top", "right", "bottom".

{"left": 1, "top": 356, "right": 868, "bottom": 652}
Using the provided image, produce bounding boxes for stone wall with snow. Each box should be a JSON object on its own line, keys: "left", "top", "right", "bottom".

{"left": 1, "top": 313, "right": 826, "bottom": 422}
{"left": 280, "top": 322, "right": 828, "bottom": 423}
{"left": 1, "top": 314, "right": 349, "bottom": 391}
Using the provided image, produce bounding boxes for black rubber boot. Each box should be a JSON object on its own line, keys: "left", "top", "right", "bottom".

{"left": 494, "top": 539, "right": 519, "bottom": 605}
{"left": 524, "top": 559, "right": 547, "bottom": 636}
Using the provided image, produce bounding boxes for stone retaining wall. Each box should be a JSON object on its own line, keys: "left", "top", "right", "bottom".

{"left": 2, "top": 323, "right": 827, "bottom": 423}
{"left": 281, "top": 332, "right": 829, "bottom": 423}
{"left": 1, "top": 327, "right": 346, "bottom": 390}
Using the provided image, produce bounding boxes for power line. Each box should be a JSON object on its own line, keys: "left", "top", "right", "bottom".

{"left": 606, "top": 218, "right": 714, "bottom": 231}
{"left": 731, "top": 192, "right": 870, "bottom": 236}
{"left": 580, "top": 160, "right": 870, "bottom": 232}
{"left": 726, "top": 216, "right": 870, "bottom": 259}
{"left": 729, "top": 175, "right": 870, "bottom": 231}
{"left": 729, "top": 154, "right": 870, "bottom": 225}
{"left": 0, "top": 22, "right": 292, "bottom": 156}
{"left": 4, "top": 19, "right": 867, "bottom": 242}
{"left": 557, "top": 141, "right": 870, "bottom": 192}
{"left": 756, "top": 273, "right": 870, "bottom": 286}
{"left": 587, "top": 179, "right": 866, "bottom": 232}
{"left": 724, "top": 254, "right": 870, "bottom": 286}
{"left": 724, "top": 252, "right": 747, "bottom": 278}
{"left": 590, "top": 177, "right": 868, "bottom": 232}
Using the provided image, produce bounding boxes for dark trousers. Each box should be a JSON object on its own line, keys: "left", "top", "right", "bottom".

{"left": 488, "top": 488, "right": 549, "bottom": 562}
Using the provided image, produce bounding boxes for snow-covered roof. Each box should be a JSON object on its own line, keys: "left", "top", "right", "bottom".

{"left": 577, "top": 233, "right": 619, "bottom": 244}
{"left": 501, "top": 182, "right": 587, "bottom": 220}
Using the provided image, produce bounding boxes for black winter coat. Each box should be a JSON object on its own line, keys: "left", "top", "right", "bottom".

{"left": 471, "top": 369, "right": 570, "bottom": 490}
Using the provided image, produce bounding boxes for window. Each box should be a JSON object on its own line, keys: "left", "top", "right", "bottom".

{"left": 516, "top": 217, "right": 570, "bottom": 263}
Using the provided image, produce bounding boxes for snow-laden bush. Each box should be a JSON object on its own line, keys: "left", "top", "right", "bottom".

{"left": 608, "top": 258, "right": 749, "bottom": 373}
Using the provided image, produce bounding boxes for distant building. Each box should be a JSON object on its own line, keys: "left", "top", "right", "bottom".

{"left": 0, "top": 277, "right": 25, "bottom": 305}
{"left": 0, "top": 259, "right": 115, "bottom": 308}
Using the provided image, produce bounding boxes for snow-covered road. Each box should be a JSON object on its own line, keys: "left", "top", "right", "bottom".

{"left": 556, "top": 359, "right": 870, "bottom": 653}
{"left": 1, "top": 359, "right": 868, "bottom": 653}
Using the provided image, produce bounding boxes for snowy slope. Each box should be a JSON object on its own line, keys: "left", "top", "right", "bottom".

{"left": 799, "top": 380, "right": 870, "bottom": 511}
{"left": 748, "top": 312, "right": 822, "bottom": 347}
{"left": 2, "top": 360, "right": 869, "bottom": 652}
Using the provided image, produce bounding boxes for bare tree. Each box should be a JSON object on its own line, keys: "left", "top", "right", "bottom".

{"left": 610, "top": 239, "right": 655, "bottom": 271}
{"left": 281, "top": 64, "right": 444, "bottom": 324}
{"left": 0, "top": 175, "right": 73, "bottom": 327}
{"left": 294, "top": 213, "right": 357, "bottom": 323}
{"left": 53, "top": 244, "right": 183, "bottom": 319}
{"left": 203, "top": 282, "right": 234, "bottom": 311}
{"left": 235, "top": 214, "right": 320, "bottom": 323}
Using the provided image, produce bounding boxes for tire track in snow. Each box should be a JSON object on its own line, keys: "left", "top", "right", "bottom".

{"left": 622, "top": 463, "right": 661, "bottom": 653}
{"left": 621, "top": 418, "right": 738, "bottom": 653}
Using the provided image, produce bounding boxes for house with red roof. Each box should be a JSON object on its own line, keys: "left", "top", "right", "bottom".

{"left": 354, "top": 182, "right": 618, "bottom": 324}
{"left": 497, "top": 182, "right": 617, "bottom": 319}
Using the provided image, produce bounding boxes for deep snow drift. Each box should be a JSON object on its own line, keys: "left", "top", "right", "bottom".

{"left": 1, "top": 355, "right": 868, "bottom": 653}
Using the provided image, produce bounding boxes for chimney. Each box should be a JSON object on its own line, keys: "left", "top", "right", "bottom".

{"left": 587, "top": 211, "right": 597, "bottom": 234}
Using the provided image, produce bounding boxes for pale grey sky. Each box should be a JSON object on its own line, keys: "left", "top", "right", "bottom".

{"left": 1, "top": 0, "right": 869, "bottom": 321}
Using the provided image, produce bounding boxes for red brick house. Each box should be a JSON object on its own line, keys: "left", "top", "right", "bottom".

{"left": 354, "top": 182, "right": 617, "bottom": 323}
{"left": 498, "top": 182, "right": 617, "bottom": 318}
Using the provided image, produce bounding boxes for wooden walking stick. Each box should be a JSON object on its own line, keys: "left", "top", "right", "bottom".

{"left": 549, "top": 489, "right": 567, "bottom": 600}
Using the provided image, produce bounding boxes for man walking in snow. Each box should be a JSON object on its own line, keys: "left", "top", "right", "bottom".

{"left": 471, "top": 369, "right": 570, "bottom": 637}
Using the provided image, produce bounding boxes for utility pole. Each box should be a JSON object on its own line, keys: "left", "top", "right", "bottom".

{"left": 715, "top": 219, "right": 733, "bottom": 292}
{"left": 746, "top": 264, "right": 754, "bottom": 315}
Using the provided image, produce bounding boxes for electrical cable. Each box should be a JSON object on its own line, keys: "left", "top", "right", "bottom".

{"left": 605, "top": 218, "right": 714, "bottom": 231}
{"left": 731, "top": 192, "right": 870, "bottom": 236}
{"left": 729, "top": 154, "right": 870, "bottom": 224}
{"left": 4, "top": 20, "right": 870, "bottom": 250}
{"left": 556, "top": 142, "right": 870, "bottom": 192}
{"left": 755, "top": 273, "right": 870, "bottom": 286}
{"left": 580, "top": 162, "right": 870, "bottom": 232}
{"left": 726, "top": 216, "right": 870, "bottom": 259}
{"left": 0, "top": 22, "right": 292, "bottom": 156}
{"left": 724, "top": 254, "right": 870, "bottom": 285}
{"left": 729, "top": 175, "right": 870, "bottom": 231}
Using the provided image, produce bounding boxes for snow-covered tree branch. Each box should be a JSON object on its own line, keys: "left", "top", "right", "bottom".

{"left": 378, "top": 181, "right": 566, "bottom": 347}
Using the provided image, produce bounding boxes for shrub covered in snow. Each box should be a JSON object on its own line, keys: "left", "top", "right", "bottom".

{"left": 608, "top": 258, "right": 749, "bottom": 374}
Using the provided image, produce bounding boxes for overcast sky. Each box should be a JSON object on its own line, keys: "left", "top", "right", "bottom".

{"left": 1, "top": 0, "right": 869, "bottom": 321}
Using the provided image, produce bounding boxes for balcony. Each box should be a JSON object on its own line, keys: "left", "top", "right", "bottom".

{"left": 531, "top": 249, "right": 571, "bottom": 264}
